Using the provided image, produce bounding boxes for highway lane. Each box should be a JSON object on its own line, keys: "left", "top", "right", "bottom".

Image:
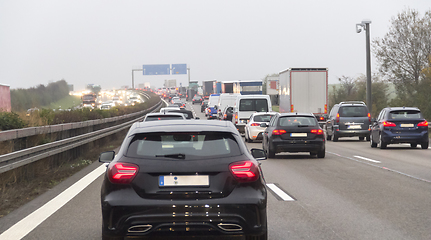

{"left": 1, "top": 99, "right": 431, "bottom": 239}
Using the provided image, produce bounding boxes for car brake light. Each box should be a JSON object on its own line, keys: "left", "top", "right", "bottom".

{"left": 108, "top": 163, "right": 139, "bottom": 184}
{"left": 310, "top": 129, "right": 323, "bottom": 135}
{"left": 382, "top": 121, "right": 396, "bottom": 127}
{"left": 418, "top": 120, "right": 428, "bottom": 127}
{"left": 250, "top": 123, "right": 260, "bottom": 127}
{"left": 272, "top": 129, "right": 287, "bottom": 135}
{"left": 368, "top": 113, "right": 371, "bottom": 122}
{"left": 336, "top": 113, "right": 340, "bottom": 123}
{"left": 229, "top": 161, "right": 259, "bottom": 182}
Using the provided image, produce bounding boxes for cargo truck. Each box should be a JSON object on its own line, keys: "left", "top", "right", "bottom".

{"left": 202, "top": 80, "right": 216, "bottom": 99}
{"left": 279, "top": 68, "right": 328, "bottom": 126}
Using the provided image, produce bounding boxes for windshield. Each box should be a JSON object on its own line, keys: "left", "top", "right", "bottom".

{"left": 253, "top": 114, "right": 274, "bottom": 122}
{"left": 389, "top": 110, "right": 422, "bottom": 119}
{"left": 339, "top": 106, "right": 368, "bottom": 117}
{"left": 239, "top": 99, "right": 268, "bottom": 112}
{"left": 278, "top": 116, "right": 318, "bottom": 127}
{"left": 126, "top": 132, "right": 241, "bottom": 160}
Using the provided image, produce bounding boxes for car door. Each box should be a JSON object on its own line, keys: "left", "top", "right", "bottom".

{"left": 372, "top": 109, "right": 385, "bottom": 142}
{"left": 263, "top": 114, "right": 277, "bottom": 150}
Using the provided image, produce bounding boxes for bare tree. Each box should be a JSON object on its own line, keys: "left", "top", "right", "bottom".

{"left": 373, "top": 8, "right": 431, "bottom": 105}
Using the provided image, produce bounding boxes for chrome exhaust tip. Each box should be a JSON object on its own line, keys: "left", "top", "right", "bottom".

{"left": 128, "top": 225, "right": 152, "bottom": 233}
{"left": 217, "top": 223, "right": 243, "bottom": 232}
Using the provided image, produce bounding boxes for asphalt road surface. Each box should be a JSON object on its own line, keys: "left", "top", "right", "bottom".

{"left": 1, "top": 99, "right": 430, "bottom": 240}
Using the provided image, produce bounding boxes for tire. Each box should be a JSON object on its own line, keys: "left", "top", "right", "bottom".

{"left": 326, "top": 133, "right": 332, "bottom": 141}
{"left": 410, "top": 143, "right": 417, "bottom": 148}
{"left": 379, "top": 134, "right": 387, "bottom": 149}
{"left": 267, "top": 144, "right": 275, "bottom": 158}
{"left": 310, "top": 152, "right": 317, "bottom": 156}
{"left": 359, "top": 136, "right": 365, "bottom": 141}
{"left": 370, "top": 134, "right": 377, "bottom": 148}
{"left": 366, "top": 135, "right": 371, "bottom": 141}
{"left": 317, "top": 149, "right": 325, "bottom": 158}
{"left": 421, "top": 141, "right": 429, "bottom": 149}
{"left": 333, "top": 132, "right": 339, "bottom": 142}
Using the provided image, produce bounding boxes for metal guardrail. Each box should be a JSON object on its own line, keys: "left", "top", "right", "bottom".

{"left": 0, "top": 99, "right": 163, "bottom": 174}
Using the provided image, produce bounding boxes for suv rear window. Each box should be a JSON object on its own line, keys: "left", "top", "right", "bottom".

{"left": 339, "top": 106, "right": 368, "bottom": 117}
{"left": 278, "top": 116, "right": 318, "bottom": 127}
{"left": 126, "top": 132, "right": 241, "bottom": 160}
{"left": 389, "top": 110, "right": 422, "bottom": 119}
{"left": 239, "top": 99, "right": 268, "bottom": 112}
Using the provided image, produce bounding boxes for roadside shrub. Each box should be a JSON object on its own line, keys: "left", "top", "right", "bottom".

{"left": 0, "top": 112, "right": 28, "bottom": 130}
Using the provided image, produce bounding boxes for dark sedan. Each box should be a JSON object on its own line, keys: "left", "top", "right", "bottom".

{"left": 99, "top": 120, "right": 268, "bottom": 240}
{"left": 192, "top": 95, "right": 203, "bottom": 104}
{"left": 201, "top": 100, "right": 208, "bottom": 113}
{"left": 370, "top": 107, "right": 429, "bottom": 149}
{"left": 262, "top": 113, "right": 325, "bottom": 158}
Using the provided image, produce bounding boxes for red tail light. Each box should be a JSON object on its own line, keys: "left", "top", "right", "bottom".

{"left": 234, "top": 112, "right": 238, "bottom": 124}
{"left": 418, "top": 120, "right": 428, "bottom": 127}
{"left": 108, "top": 163, "right": 139, "bottom": 184}
{"left": 382, "top": 121, "right": 396, "bottom": 127}
{"left": 229, "top": 161, "right": 259, "bottom": 182}
{"left": 336, "top": 113, "right": 340, "bottom": 123}
{"left": 272, "top": 129, "right": 287, "bottom": 135}
{"left": 310, "top": 129, "right": 323, "bottom": 135}
{"left": 250, "top": 123, "right": 260, "bottom": 127}
{"left": 368, "top": 113, "right": 371, "bottom": 122}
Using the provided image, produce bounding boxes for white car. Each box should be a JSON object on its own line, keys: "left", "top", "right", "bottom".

{"left": 244, "top": 112, "right": 277, "bottom": 142}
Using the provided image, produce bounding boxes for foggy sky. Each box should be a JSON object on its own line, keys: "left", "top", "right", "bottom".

{"left": 1, "top": 0, "right": 430, "bottom": 91}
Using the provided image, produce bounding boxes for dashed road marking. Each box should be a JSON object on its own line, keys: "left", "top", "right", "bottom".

{"left": 354, "top": 155, "right": 381, "bottom": 163}
{"left": 266, "top": 183, "right": 295, "bottom": 201}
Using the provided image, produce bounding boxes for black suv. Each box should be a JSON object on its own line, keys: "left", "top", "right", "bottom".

{"left": 326, "top": 101, "right": 371, "bottom": 142}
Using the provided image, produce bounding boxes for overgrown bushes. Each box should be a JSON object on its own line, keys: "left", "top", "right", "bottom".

{"left": 0, "top": 112, "right": 28, "bottom": 130}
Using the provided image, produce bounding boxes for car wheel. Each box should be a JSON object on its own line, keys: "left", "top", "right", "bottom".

{"left": 317, "top": 148, "right": 325, "bottom": 158}
{"left": 370, "top": 134, "right": 377, "bottom": 148}
{"left": 379, "top": 134, "right": 387, "bottom": 149}
{"left": 326, "top": 133, "right": 332, "bottom": 141}
{"left": 333, "top": 132, "right": 339, "bottom": 142}
{"left": 410, "top": 143, "right": 417, "bottom": 148}
{"left": 359, "top": 136, "right": 365, "bottom": 141}
{"left": 421, "top": 141, "right": 429, "bottom": 149}
{"left": 267, "top": 144, "right": 275, "bottom": 158}
{"left": 366, "top": 135, "right": 371, "bottom": 141}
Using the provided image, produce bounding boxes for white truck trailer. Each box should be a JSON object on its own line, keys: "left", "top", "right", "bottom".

{"left": 279, "top": 68, "right": 328, "bottom": 125}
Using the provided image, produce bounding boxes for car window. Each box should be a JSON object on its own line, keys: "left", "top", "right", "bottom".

{"left": 389, "top": 110, "right": 422, "bottom": 119}
{"left": 126, "top": 132, "right": 241, "bottom": 159}
{"left": 145, "top": 116, "right": 184, "bottom": 121}
{"left": 239, "top": 99, "right": 268, "bottom": 112}
{"left": 254, "top": 114, "right": 273, "bottom": 122}
{"left": 339, "top": 106, "right": 368, "bottom": 117}
{"left": 278, "top": 116, "right": 318, "bottom": 127}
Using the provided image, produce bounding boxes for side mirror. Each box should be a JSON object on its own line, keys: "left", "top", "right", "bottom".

{"left": 251, "top": 148, "right": 267, "bottom": 160}
{"left": 260, "top": 123, "right": 268, "bottom": 128}
{"left": 99, "top": 151, "right": 115, "bottom": 163}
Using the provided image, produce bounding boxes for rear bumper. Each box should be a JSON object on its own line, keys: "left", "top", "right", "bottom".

{"left": 270, "top": 138, "right": 325, "bottom": 153}
{"left": 381, "top": 130, "right": 429, "bottom": 144}
{"left": 334, "top": 126, "right": 370, "bottom": 138}
{"left": 102, "top": 187, "right": 267, "bottom": 238}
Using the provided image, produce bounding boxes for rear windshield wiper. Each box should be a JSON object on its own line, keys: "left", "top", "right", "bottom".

{"left": 155, "top": 153, "right": 186, "bottom": 159}
{"left": 297, "top": 125, "right": 313, "bottom": 127}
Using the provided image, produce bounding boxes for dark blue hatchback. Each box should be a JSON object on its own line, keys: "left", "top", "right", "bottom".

{"left": 370, "top": 107, "right": 429, "bottom": 149}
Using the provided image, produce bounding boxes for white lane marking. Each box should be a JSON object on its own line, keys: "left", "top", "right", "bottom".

{"left": 354, "top": 155, "right": 381, "bottom": 163}
{"left": 0, "top": 164, "right": 107, "bottom": 240}
{"left": 266, "top": 183, "right": 295, "bottom": 201}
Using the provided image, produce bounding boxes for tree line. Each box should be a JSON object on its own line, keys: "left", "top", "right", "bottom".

{"left": 10, "top": 80, "right": 70, "bottom": 112}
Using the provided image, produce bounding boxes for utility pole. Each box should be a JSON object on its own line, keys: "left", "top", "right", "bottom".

{"left": 356, "top": 19, "right": 372, "bottom": 114}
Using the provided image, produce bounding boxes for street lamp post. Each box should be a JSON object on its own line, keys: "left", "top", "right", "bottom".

{"left": 356, "top": 19, "right": 372, "bottom": 114}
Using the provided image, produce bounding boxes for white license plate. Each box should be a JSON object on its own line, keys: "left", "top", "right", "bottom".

{"left": 159, "top": 175, "right": 209, "bottom": 187}
{"left": 347, "top": 125, "right": 361, "bottom": 129}
{"left": 290, "top": 133, "right": 307, "bottom": 137}
{"left": 400, "top": 123, "right": 414, "bottom": 128}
